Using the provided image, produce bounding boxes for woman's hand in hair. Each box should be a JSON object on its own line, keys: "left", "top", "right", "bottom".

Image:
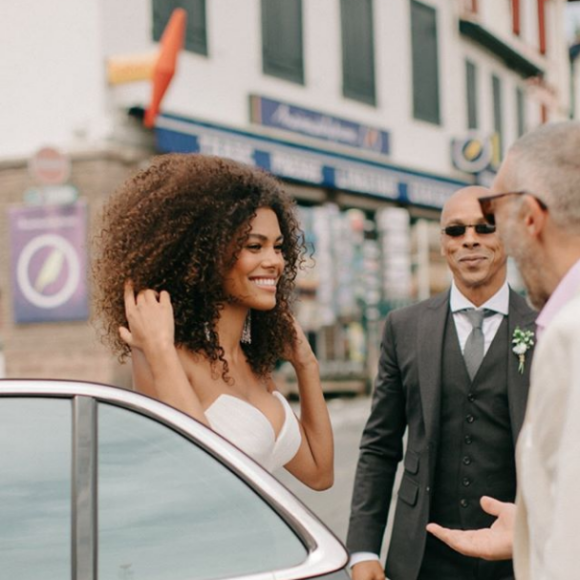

{"left": 120, "top": 281, "right": 175, "bottom": 356}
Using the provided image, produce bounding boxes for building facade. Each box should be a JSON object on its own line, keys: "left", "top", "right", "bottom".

{"left": 0, "top": 0, "right": 571, "bottom": 386}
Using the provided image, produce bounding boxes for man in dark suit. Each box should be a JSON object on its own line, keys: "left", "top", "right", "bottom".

{"left": 347, "top": 186, "right": 536, "bottom": 580}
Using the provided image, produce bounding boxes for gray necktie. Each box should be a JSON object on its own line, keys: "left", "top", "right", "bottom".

{"left": 462, "top": 308, "right": 490, "bottom": 381}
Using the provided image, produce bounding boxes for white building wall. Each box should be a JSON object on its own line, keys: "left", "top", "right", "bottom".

{"left": 465, "top": 0, "right": 570, "bottom": 125}
{"left": 388, "top": 0, "right": 467, "bottom": 175}
{"left": 0, "top": 0, "right": 110, "bottom": 159}
{"left": 97, "top": 0, "right": 574, "bottom": 176}
{"left": 522, "top": 0, "right": 541, "bottom": 49}
{"left": 479, "top": 1, "right": 513, "bottom": 40}
{"left": 100, "top": 0, "right": 476, "bottom": 178}
{"left": 0, "top": 0, "right": 571, "bottom": 175}
{"left": 546, "top": 0, "right": 572, "bottom": 118}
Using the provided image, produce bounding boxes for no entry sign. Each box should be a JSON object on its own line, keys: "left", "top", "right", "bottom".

{"left": 28, "top": 146, "right": 71, "bottom": 185}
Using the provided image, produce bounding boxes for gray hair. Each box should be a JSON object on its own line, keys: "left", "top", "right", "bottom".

{"left": 509, "top": 121, "right": 580, "bottom": 232}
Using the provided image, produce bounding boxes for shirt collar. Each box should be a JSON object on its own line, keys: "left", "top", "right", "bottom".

{"left": 450, "top": 280, "right": 510, "bottom": 315}
{"left": 536, "top": 258, "right": 580, "bottom": 338}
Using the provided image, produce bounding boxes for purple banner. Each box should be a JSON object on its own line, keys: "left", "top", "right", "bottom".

{"left": 9, "top": 202, "right": 89, "bottom": 323}
{"left": 250, "top": 95, "right": 390, "bottom": 155}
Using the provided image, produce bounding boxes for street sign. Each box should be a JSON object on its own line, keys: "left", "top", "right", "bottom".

{"left": 107, "top": 52, "right": 156, "bottom": 84}
{"left": 28, "top": 146, "right": 71, "bottom": 185}
{"left": 8, "top": 202, "right": 89, "bottom": 323}
{"left": 450, "top": 133, "right": 494, "bottom": 174}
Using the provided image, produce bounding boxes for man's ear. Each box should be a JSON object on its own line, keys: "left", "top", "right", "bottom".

{"left": 522, "top": 196, "right": 548, "bottom": 238}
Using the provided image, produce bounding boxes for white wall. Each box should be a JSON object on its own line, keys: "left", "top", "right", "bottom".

{"left": 102, "top": 0, "right": 471, "bottom": 178}
{"left": 0, "top": 0, "right": 110, "bottom": 158}
{"left": 473, "top": 0, "right": 570, "bottom": 123}
{"left": 546, "top": 0, "right": 572, "bottom": 118}
{"left": 0, "top": 0, "right": 571, "bottom": 175}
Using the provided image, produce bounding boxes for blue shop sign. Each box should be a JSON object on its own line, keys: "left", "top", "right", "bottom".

{"left": 250, "top": 95, "right": 390, "bottom": 156}
{"left": 154, "top": 113, "right": 468, "bottom": 210}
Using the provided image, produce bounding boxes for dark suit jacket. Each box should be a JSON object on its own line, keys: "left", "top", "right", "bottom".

{"left": 347, "top": 288, "right": 536, "bottom": 580}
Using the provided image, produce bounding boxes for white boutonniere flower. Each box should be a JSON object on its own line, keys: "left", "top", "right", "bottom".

{"left": 512, "top": 327, "right": 534, "bottom": 374}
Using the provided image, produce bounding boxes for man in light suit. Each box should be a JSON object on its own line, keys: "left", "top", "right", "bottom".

{"left": 347, "top": 186, "right": 536, "bottom": 580}
{"left": 427, "top": 122, "right": 580, "bottom": 579}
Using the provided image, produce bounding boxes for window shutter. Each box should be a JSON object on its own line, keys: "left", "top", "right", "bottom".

{"left": 516, "top": 86, "right": 525, "bottom": 137}
{"left": 341, "top": 0, "right": 376, "bottom": 105}
{"left": 466, "top": 60, "right": 478, "bottom": 130}
{"left": 262, "top": 0, "right": 304, "bottom": 84}
{"left": 411, "top": 1, "right": 441, "bottom": 125}
{"left": 492, "top": 74, "right": 503, "bottom": 157}
{"left": 153, "top": 0, "right": 207, "bottom": 56}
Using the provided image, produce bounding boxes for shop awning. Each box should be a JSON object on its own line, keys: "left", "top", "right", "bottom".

{"left": 152, "top": 112, "right": 469, "bottom": 210}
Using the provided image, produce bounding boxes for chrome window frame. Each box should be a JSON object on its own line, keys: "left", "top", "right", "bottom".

{"left": 0, "top": 379, "right": 347, "bottom": 580}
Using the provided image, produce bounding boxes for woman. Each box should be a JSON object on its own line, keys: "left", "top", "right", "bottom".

{"left": 93, "top": 153, "right": 333, "bottom": 490}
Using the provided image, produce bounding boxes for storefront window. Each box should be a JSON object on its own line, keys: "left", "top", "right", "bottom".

{"left": 278, "top": 203, "right": 457, "bottom": 394}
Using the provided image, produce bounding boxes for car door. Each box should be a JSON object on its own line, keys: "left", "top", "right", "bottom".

{"left": 0, "top": 380, "right": 348, "bottom": 580}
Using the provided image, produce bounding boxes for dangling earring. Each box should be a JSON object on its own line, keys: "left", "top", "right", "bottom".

{"left": 241, "top": 311, "right": 252, "bottom": 344}
{"left": 203, "top": 322, "right": 211, "bottom": 342}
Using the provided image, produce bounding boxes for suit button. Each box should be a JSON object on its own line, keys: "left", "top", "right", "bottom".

{"left": 464, "top": 435, "right": 473, "bottom": 445}
{"left": 467, "top": 393, "right": 475, "bottom": 402}
{"left": 462, "top": 477, "right": 471, "bottom": 487}
{"left": 460, "top": 499, "right": 468, "bottom": 508}
{"left": 466, "top": 414, "right": 475, "bottom": 423}
{"left": 426, "top": 486, "right": 431, "bottom": 493}
{"left": 462, "top": 455, "right": 472, "bottom": 465}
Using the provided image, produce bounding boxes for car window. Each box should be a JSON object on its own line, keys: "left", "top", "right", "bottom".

{"left": 0, "top": 398, "right": 72, "bottom": 580}
{"left": 98, "top": 403, "right": 307, "bottom": 580}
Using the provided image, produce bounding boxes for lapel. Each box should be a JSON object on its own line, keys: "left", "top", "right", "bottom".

{"left": 506, "top": 288, "right": 537, "bottom": 443}
{"left": 417, "top": 290, "right": 449, "bottom": 439}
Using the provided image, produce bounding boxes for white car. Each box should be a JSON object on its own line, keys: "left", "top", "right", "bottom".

{"left": 0, "top": 379, "right": 348, "bottom": 580}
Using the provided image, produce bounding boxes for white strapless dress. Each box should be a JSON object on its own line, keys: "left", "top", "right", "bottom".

{"left": 205, "top": 391, "right": 302, "bottom": 473}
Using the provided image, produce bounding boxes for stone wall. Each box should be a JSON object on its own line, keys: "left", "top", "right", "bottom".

{"left": 0, "top": 149, "right": 150, "bottom": 387}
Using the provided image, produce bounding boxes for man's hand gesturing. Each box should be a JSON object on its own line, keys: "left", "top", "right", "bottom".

{"left": 426, "top": 496, "right": 515, "bottom": 561}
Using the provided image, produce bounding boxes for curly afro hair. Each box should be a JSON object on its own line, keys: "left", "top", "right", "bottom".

{"left": 92, "top": 153, "right": 306, "bottom": 379}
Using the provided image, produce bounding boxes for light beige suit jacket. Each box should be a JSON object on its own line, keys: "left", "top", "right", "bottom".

{"left": 514, "top": 290, "right": 580, "bottom": 579}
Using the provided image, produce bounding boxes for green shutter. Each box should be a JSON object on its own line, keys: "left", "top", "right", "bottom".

{"left": 492, "top": 74, "right": 503, "bottom": 157}
{"left": 516, "top": 86, "right": 525, "bottom": 137}
{"left": 411, "top": 1, "right": 440, "bottom": 125}
{"left": 466, "top": 60, "right": 478, "bottom": 130}
{"left": 152, "top": 0, "right": 173, "bottom": 42}
{"left": 152, "top": 0, "right": 207, "bottom": 56}
{"left": 262, "top": 0, "right": 304, "bottom": 84}
{"left": 341, "top": 0, "right": 376, "bottom": 106}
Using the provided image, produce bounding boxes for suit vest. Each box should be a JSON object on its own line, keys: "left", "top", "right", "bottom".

{"left": 429, "top": 311, "right": 517, "bottom": 529}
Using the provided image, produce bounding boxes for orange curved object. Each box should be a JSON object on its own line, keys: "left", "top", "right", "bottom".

{"left": 144, "top": 8, "right": 187, "bottom": 128}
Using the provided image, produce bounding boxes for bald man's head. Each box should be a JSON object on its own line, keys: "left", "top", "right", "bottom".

{"left": 439, "top": 186, "right": 507, "bottom": 305}
{"left": 440, "top": 186, "right": 491, "bottom": 226}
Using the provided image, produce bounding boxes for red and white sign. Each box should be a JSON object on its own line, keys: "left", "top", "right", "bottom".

{"left": 29, "top": 147, "right": 71, "bottom": 185}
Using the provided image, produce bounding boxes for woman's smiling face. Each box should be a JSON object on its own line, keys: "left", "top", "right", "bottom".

{"left": 222, "top": 207, "right": 285, "bottom": 310}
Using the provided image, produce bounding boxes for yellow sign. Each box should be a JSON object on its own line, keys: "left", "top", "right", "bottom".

{"left": 106, "top": 53, "right": 157, "bottom": 85}
{"left": 451, "top": 133, "right": 499, "bottom": 174}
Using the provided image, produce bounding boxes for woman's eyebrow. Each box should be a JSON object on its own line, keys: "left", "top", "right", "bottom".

{"left": 247, "top": 233, "right": 284, "bottom": 241}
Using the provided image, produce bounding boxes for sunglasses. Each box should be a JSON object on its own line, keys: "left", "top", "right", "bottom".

{"left": 478, "top": 190, "right": 548, "bottom": 225}
{"left": 441, "top": 223, "right": 496, "bottom": 237}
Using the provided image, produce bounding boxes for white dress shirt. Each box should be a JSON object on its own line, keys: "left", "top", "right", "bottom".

{"left": 450, "top": 280, "right": 509, "bottom": 356}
